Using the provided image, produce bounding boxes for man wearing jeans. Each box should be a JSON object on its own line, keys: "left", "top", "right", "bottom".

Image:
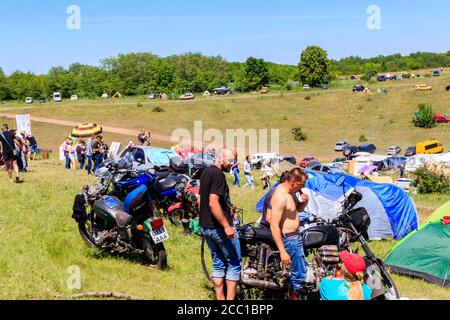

{"left": 200, "top": 147, "right": 241, "bottom": 300}
{"left": 85, "top": 134, "right": 95, "bottom": 175}
{"left": 270, "top": 168, "right": 309, "bottom": 300}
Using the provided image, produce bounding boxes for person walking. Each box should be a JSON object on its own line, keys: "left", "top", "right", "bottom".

{"left": 62, "top": 137, "right": 71, "bottom": 170}
{"left": 76, "top": 140, "right": 87, "bottom": 170}
{"left": 199, "top": 147, "right": 242, "bottom": 300}
{"left": 243, "top": 156, "right": 255, "bottom": 190}
{"left": 230, "top": 156, "right": 241, "bottom": 188}
{"left": 85, "top": 134, "right": 95, "bottom": 175}
{"left": 0, "top": 124, "right": 21, "bottom": 183}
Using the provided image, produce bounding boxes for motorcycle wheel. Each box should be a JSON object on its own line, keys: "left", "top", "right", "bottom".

{"left": 78, "top": 215, "right": 99, "bottom": 249}
{"left": 200, "top": 236, "right": 213, "bottom": 283}
{"left": 365, "top": 259, "right": 400, "bottom": 300}
{"left": 143, "top": 237, "right": 167, "bottom": 270}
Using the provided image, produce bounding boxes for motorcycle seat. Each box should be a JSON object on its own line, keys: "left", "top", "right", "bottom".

{"left": 155, "top": 177, "right": 178, "bottom": 192}
{"left": 240, "top": 225, "right": 274, "bottom": 242}
{"left": 153, "top": 171, "right": 170, "bottom": 180}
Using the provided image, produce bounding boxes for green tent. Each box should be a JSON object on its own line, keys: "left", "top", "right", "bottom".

{"left": 384, "top": 201, "right": 450, "bottom": 287}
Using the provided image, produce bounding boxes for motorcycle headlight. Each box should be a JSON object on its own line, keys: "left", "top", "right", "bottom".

{"left": 114, "top": 173, "right": 125, "bottom": 183}
{"left": 175, "top": 182, "right": 185, "bottom": 192}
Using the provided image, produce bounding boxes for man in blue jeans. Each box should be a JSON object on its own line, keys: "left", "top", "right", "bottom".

{"left": 85, "top": 134, "right": 95, "bottom": 175}
{"left": 200, "top": 147, "right": 241, "bottom": 300}
{"left": 270, "top": 168, "right": 309, "bottom": 300}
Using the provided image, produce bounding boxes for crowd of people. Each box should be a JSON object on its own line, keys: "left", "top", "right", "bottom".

{"left": 0, "top": 123, "right": 38, "bottom": 183}
{"left": 62, "top": 134, "right": 109, "bottom": 175}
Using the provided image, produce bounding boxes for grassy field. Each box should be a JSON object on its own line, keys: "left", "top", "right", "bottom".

{"left": 0, "top": 71, "right": 449, "bottom": 300}
{"left": 0, "top": 158, "right": 449, "bottom": 300}
{"left": 1, "top": 69, "right": 450, "bottom": 161}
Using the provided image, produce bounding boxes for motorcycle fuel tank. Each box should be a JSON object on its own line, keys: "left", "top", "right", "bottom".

{"left": 93, "top": 196, "right": 125, "bottom": 222}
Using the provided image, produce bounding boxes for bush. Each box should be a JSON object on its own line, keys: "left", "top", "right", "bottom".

{"left": 402, "top": 73, "right": 411, "bottom": 79}
{"left": 424, "top": 73, "right": 432, "bottom": 78}
{"left": 410, "top": 167, "right": 450, "bottom": 194}
{"left": 137, "top": 102, "right": 143, "bottom": 108}
{"left": 152, "top": 106, "right": 164, "bottom": 112}
{"left": 286, "top": 82, "right": 292, "bottom": 91}
{"left": 292, "top": 127, "right": 307, "bottom": 141}
{"left": 413, "top": 103, "right": 436, "bottom": 129}
{"left": 358, "top": 135, "right": 368, "bottom": 143}
{"left": 304, "top": 96, "right": 311, "bottom": 101}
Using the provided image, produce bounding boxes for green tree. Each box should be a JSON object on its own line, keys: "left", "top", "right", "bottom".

{"left": 0, "top": 68, "right": 10, "bottom": 100}
{"left": 406, "top": 58, "right": 421, "bottom": 70}
{"left": 239, "top": 57, "right": 269, "bottom": 91}
{"left": 413, "top": 103, "right": 436, "bottom": 129}
{"left": 297, "top": 46, "right": 331, "bottom": 87}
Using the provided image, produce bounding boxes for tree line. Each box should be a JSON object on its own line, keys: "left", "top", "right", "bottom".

{"left": 1, "top": 49, "right": 450, "bottom": 101}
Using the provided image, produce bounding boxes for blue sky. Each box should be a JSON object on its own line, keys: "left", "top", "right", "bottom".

{"left": 1, "top": 0, "right": 450, "bottom": 74}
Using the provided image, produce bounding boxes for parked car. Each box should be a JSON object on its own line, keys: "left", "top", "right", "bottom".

{"left": 343, "top": 145, "right": 359, "bottom": 157}
{"left": 334, "top": 141, "right": 349, "bottom": 151}
{"left": 434, "top": 113, "right": 450, "bottom": 123}
{"left": 213, "top": 87, "right": 231, "bottom": 95}
{"left": 119, "top": 146, "right": 178, "bottom": 167}
{"left": 53, "top": 92, "right": 62, "bottom": 102}
{"left": 377, "top": 75, "right": 386, "bottom": 82}
{"left": 148, "top": 93, "right": 159, "bottom": 99}
{"left": 385, "top": 74, "right": 397, "bottom": 80}
{"left": 333, "top": 157, "right": 347, "bottom": 163}
{"left": 71, "top": 95, "right": 79, "bottom": 101}
{"left": 387, "top": 146, "right": 402, "bottom": 155}
{"left": 300, "top": 157, "right": 317, "bottom": 168}
{"left": 350, "top": 75, "right": 358, "bottom": 80}
{"left": 446, "top": 85, "right": 450, "bottom": 91}
{"left": 358, "top": 143, "right": 377, "bottom": 154}
{"left": 279, "top": 155, "right": 297, "bottom": 165}
{"left": 321, "top": 83, "right": 329, "bottom": 90}
{"left": 250, "top": 153, "right": 280, "bottom": 168}
{"left": 433, "top": 70, "right": 441, "bottom": 77}
{"left": 25, "top": 97, "right": 33, "bottom": 104}
{"left": 309, "top": 163, "right": 343, "bottom": 174}
{"left": 352, "top": 85, "right": 365, "bottom": 92}
{"left": 416, "top": 140, "right": 444, "bottom": 154}
{"left": 179, "top": 93, "right": 195, "bottom": 100}
{"left": 38, "top": 97, "right": 46, "bottom": 103}
{"left": 302, "top": 84, "right": 311, "bottom": 91}
{"left": 405, "top": 146, "right": 416, "bottom": 157}
{"left": 413, "top": 84, "right": 432, "bottom": 91}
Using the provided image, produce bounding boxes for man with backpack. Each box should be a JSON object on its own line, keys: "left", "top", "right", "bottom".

{"left": 0, "top": 124, "right": 21, "bottom": 183}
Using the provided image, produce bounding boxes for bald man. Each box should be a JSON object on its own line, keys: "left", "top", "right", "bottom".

{"left": 200, "top": 147, "right": 241, "bottom": 300}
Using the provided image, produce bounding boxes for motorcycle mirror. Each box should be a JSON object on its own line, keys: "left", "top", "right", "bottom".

{"left": 335, "top": 175, "right": 346, "bottom": 187}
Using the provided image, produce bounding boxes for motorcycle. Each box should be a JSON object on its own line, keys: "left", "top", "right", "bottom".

{"left": 97, "top": 154, "right": 199, "bottom": 229}
{"left": 201, "top": 176, "right": 400, "bottom": 300}
{"left": 72, "top": 153, "right": 169, "bottom": 269}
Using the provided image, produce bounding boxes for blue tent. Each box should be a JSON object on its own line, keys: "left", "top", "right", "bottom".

{"left": 255, "top": 173, "right": 419, "bottom": 240}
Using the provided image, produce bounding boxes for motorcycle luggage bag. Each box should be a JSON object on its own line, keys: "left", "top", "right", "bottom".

{"left": 169, "top": 156, "right": 187, "bottom": 173}
{"left": 319, "top": 245, "right": 340, "bottom": 264}
{"left": 348, "top": 207, "right": 371, "bottom": 235}
{"left": 239, "top": 224, "right": 274, "bottom": 243}
{"left": 302, "top": 225, "right": 339, "bottom": 250}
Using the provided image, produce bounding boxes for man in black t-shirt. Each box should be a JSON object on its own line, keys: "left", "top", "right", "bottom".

{"left": 0, "top": 125, "right": 21, "bottom": 183}
{"left": 199, "top": 147, "right": 241, "bottom": 300}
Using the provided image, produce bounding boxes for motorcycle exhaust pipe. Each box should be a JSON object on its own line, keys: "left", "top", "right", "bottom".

{"left": 241, "top": 277, "right": 284, "bottom": 291}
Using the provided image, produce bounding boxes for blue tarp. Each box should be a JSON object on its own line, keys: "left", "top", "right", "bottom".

{"left": 255, "top": 173, "right": 419, "bottom": 240}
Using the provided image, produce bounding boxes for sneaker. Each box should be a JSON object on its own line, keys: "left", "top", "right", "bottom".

{"left": 15, "top": 177, "right": 22, "bottom": 183}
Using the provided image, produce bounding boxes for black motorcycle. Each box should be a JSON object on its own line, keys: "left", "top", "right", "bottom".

{"left": 201, "top": 176, "right": 399, "bottom": 300}
{"left": 72, "top": 154, "right": 169, "bottom": 270}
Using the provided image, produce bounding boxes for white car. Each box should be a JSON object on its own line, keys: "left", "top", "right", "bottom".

{"left": 25, "top": 97, "right": 34, "bottom": 104}
{"left": 387, "top": 146, "right": 401, "bottom": 155}
{"left": 53, "top": 92, "right": 62, "bottom": 102}
{"left": 179, "top": 93, "right": 195, "bottom": 100}
{"left": 302, "top": 84, "right": 311, "bottom": 91}
{"left": 250, "top": 153, "right": 280, "bottom": 167}
{"left": 335, "top": 141, "right": 349, "bottom": 151}
{"left": 71, "top": 95, "right": 79, "bottom": 101}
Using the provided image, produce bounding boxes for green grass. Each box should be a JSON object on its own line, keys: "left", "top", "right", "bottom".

{"left": 0, "top": 159, "right": 449, "bottom": 300}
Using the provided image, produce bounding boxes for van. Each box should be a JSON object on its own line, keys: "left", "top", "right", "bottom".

{"left": 416, "top": 140, "right": 444, "bottom": 155}
{"left": 53, "top": 92, "right": 62, "bottom": 102}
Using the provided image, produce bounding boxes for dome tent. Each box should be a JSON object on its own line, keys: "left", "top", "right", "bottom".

{"left": 384, "top": 201, "right": 450, "bottom": 287}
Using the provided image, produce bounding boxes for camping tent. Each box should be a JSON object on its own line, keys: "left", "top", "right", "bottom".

{"left": 384, "top": 201, "right": 450, "bottom": 287}
{"left": 255, "top": 173, "right": 419, "bottom": 240}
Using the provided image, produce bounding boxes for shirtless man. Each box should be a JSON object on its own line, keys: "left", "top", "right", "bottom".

{"left": 270, "top": 168, "right": 309, "bottom": 300}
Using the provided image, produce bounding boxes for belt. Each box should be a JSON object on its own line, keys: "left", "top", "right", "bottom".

{"left": 282, "top": 231, "right": 300, "bottom": 239}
